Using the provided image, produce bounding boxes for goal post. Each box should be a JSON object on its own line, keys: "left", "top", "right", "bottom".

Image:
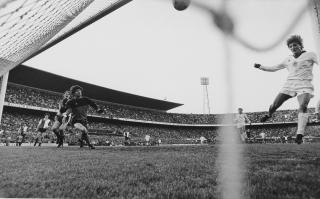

{"left": 310, "top": 0, "right": 320, "bottom": 55}
{"left": 0, "top": 72, "right": 9, "bottom": 124}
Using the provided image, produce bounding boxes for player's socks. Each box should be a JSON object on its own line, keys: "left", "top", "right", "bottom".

{"left": 57, "top": 136, "right": 62, "bottom": 148}
{"left": 297, "top": 113, "right": 308, "bottom": 135}
{"left": 53, "top": 129, "right": 60, "bottom": 144}
{"left": 295, "top": 113, "right": 308, "bottom": 144}
{"left": 85, "top": 137, "right": 94, "bottom": 149}
{"left": 57, "top": 130, "right": 64, "bottom": 147}
{"left": 60, "top": 130, "right": 64, "bottom": 145}
{"left": 56, "top": 136, "right": 60, "bottom": 146}
{"left": 295, "top": 134, "right": 303, "bottom": 145}
{"left": 78, "top": 139, "right": 84, "bottom": 147}
{"left": 82, "top": 132, "right": 95, "bottom": 149}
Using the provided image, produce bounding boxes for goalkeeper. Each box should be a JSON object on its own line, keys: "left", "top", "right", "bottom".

{"left": 62, "top": 85, "right": 104, "bottom": 149}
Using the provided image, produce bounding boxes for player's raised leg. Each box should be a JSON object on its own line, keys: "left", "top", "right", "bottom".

{"left": 260, "top": 93, "right": 292, "bottom": 122}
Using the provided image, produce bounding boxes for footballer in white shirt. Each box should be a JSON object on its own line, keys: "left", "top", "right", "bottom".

{"left": 234, "top": 108, "right": 251, "bottom": 142}
{"left": 254, "top": 35, "right": 318, "bottom": 144}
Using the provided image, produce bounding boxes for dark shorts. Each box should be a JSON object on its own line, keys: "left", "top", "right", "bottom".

{"left": 38, "top": 128, "right": 47, "bottom": 133}
{"left": 56, "top": 115, "right": 63, "bottom": 123}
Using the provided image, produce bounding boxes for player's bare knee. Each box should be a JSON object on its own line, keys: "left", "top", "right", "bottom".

{"left": 74, "top": 123, "right": 86, "bottom": 131}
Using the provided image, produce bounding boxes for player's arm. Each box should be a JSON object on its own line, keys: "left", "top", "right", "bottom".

{"left": 244, "top": 114, "right": 251, "bottom": 124}
{"left": 36, "top": 120, "right": 41, "bottom": 131}
{"left": 305, "top": 52, "right": 319, "bottom": 65}
{"left": 62, "top": 108, "right": 72, "bottom": 123}
{"left": 254, "top": 63, "right": 286, "bottom": 72}
{"left": 85, "top": 97, "right": 103, "bottom": 113}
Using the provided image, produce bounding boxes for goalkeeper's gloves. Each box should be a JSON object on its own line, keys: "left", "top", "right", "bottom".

{"left": 254, "top": 63, "right": 261, "bottom": 68}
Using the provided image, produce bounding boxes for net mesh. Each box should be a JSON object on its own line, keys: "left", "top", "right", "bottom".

{"left": 312, "top": 0, "right": 320, "bottom": 32}
{"left": 0, "top": 0, "right": 131, "bottom": 76}
{"left": 311, "top": 0, "right": 320, "bottom": 54}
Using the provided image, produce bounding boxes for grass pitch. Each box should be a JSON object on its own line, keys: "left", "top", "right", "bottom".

{"left": 0, "top": 144, "right": 319, "bottom": 199}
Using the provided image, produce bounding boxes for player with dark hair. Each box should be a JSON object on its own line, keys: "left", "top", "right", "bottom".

{"left": 63, "top": 85, "right": 103, "bottom": 149}
{"left": 51, "top": 90, "right": 71, "bottom": 148}
{"left": 254, "top": 35, "right": 318, "bottom": 144}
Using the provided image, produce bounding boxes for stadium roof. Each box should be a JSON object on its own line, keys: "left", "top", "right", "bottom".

{"left": 8, "top": 65, "right": 183, "bottom": 111}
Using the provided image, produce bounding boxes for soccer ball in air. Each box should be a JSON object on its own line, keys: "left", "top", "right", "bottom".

{"left": 173, "top": 0, "right": 191, "bottom": 11}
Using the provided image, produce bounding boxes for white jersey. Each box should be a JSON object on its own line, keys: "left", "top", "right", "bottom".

{"left": 123, "top": 132, "right": 130, "bottom": 137}
{"left": 145, "top": 135, "right": 150, "bottom": 142}
{"left": 235, "top": 113, "right": 250, "bottom": 128}
{"left": 200, "top": 136, "right": 206, "bottom": 142}
{"left": 39, "top": 119, "right": 50, "bottom": 129}
{"left": 23, "top": 126, "right": 28, "bottom": 133}
{"left": 261, "top": 52, "right": 318, "bottom": 80}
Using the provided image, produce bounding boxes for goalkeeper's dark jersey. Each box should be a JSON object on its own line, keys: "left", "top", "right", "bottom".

{"left": 64, "top": 97, "right": 98, "bottom": 122}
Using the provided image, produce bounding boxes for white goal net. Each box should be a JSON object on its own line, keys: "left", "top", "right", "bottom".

{"left": 0, "top": 0, "right": 132, "bottom": 76}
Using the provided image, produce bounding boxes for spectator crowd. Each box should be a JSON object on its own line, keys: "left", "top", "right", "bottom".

{"left": 2, "top": 83, "right": 320, "bottom": 146}
{"left": 5, "top": 83, "right": 319, "bottom": 125}
{"left": 0, "top": 110, "right": 218, "bottom": 145}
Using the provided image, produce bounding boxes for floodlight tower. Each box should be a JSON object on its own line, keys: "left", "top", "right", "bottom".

{"left": 200, "top": 77, "right": 211, "bottom": 114}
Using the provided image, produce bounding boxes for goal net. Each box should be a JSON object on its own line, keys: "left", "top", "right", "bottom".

{"left": 0, "top": 0, "right": 132, "bottom": 76}
{"left": 311, "top": 0, "right": 320, "bottom": 53}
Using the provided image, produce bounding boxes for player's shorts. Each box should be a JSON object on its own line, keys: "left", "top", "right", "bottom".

{"left": 56, "top": 115, "right": 63, "bottom": 123}
{"left": 237, "top": 123, "right": 246, "bottom": 129}
{"left": 280, "top": 79, "right": 314, "bottom": 97}
{"left": 38, "top": 128, "right": 47, "bottom": 133}
{"left": 237, "top": 124, "right": 246, "bottom": 134}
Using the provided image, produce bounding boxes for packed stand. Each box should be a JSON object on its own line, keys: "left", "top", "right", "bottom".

{"left": 0, "top": 110, "right": 218, "bottom": 145}
{"left": 4, "top": 83, "right": 320, "bottom": 125}
{"left": 5, "top": 84, "right": 60, "bottom": 109}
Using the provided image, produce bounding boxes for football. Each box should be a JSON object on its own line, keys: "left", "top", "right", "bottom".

{"left": 173, "top": 0, "right": 191, "bottom": 11}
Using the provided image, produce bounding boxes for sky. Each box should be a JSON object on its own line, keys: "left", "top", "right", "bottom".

{"left": 25, "top": 0, "right": 320, "bottom": 114}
